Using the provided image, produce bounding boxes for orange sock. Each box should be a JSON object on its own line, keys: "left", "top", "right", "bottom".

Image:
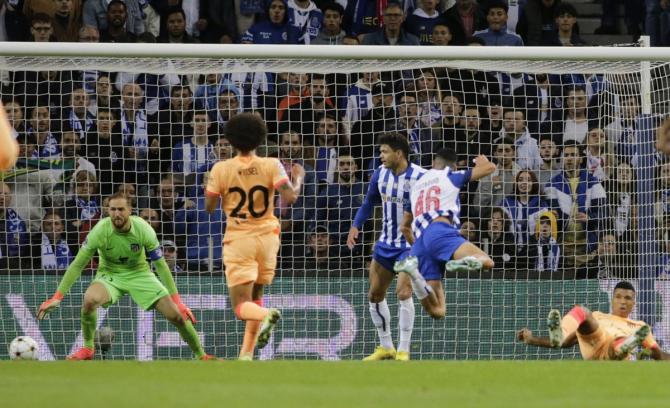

{"left": 561, "top": 305, "right": 588, "bottom": 338}
{"left": 235, "top": 301, "right": 269, "bottom": 321}
{"left": 240, "top": 320, "right": 261, "bottom": 356}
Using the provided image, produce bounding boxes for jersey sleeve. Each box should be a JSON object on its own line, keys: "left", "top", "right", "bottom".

{"left": 139, "top": 219, "right": 163, "bottom": 261}
{"left": 448, "top": 169, "right": 472, "bottom": 189}
{"left": 79, "top": 221, "right": 104, "bottom": 258}
{"left": 205, "top": 161, "right": 224, "bottom": 197}
{"left": 271, "top": 158, "right": 290, "bottom": 189}
{"left": 352, "top": 167, "right": 382, "bottom": 228}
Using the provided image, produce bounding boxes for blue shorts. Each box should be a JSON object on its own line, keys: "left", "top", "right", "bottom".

{"left": 410, "top": 222, "right": 466, "bottom": 281}
{"left": 372, "top": 242, "right": 411, "bottom": 273}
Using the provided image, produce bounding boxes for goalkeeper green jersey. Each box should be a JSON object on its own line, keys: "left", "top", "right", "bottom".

{"left": 78, "top": 216, "right": 162, "bottom": 275}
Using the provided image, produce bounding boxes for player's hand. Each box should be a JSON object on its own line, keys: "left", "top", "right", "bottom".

{"left": 37, "top": 292, "right": 64, "bottom": 320}
{"left": 171, "top": 294, "right": 196, "bottom": 324}
{"left": 517, "top": 328, "right": 533, "bottom": 344}
{"left": 291, "top": 163, "right": 305, "bottom": 180}
{"left": 473, "top": 155, "right": 491, "bottom": 166}
{"left": 347, "top": 226, "right": 359, "bottom": 250}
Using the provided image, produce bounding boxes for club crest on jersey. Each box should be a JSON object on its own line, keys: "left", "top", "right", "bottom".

{"left": 130, "top": 243, "right": 140, "bottom": 252}
{"left": 404, "top": 181, "right": 412, "bottom": 191}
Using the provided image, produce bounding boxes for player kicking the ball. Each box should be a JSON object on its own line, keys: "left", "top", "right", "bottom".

{"left": 394, "top": 148, "right": 496, "bottom": 319}
{"left": 517, "top": 281, "right": 670, "bottom": 360}
{"left": 37, "top": 192, "right": 216, "bottom": 360}
{"left": 205, "top": 113, "right": 304, "bottom": 360}
{"left": 347, "top": 132, "right": 426, "bottom": 361}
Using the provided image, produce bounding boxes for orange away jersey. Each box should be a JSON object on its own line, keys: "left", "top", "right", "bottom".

{"left": 592, "top": 311, "right": 657, "bottom": 348}
{"left": 206, "top": 155, "right": 289, "bottom": 242}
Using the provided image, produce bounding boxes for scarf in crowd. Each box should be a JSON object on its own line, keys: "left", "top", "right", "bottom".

{"left": 121, "top": 109, "right": 148, "bottom": 158}
{"left": 502, "top": 195, "right": 547, "bottom": 246}
{"left": 41, "top": 234, "right": 73, "bottom": 270}
{"left": 535, "top": 238, "right": 560, "bottom": 272}
{"left": 76, "top": 197, "right": 100, "bottom": 221}
{"left": 69, "top": 109, "right": 95, "bottom": 140}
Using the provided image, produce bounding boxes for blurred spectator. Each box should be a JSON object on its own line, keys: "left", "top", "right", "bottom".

{"left": 343, "top": 0, "right": 383, "bottom": 38}
{"left": 60, "top": 130, "right": 96, "bottom": 174}
{"left": 458, "top": 105, "right": 492, "bottom": 167}
{"left": 4, "top": 100, "right": 25, "bottom": 140}
{"left": 51, "top": 0, "right": 82, "bottom": 42}
{"left": 198, "top": 0, "right": 240, "bottom": 43}
{"left": 527, "top": 211, "right": 561, "bottom": 272}
{"left": 516, "top": 0, "right": 560, "bottom": 46}
{"left": 315, "top": 153, "right": 364, "bottom": 243}
{"left": 442, "top": 0, "right": 486, "bottom": 45}
{"left": 362, "top": 1, "right": 420, "bottom": 45}
{"left": 313, "top": 2, "right": 346, "bottom": 45}
{"left": 151, "top": 174, "right": 194, "bottom": 247}
{"left": 291, "top": 224, "right": 343, "bottom": 268}
{"left": 287, "top": 0, "right": 323, "bottom": 44}
{"left": 148, "top": 84, "right": 193, "bottom": 173}
{"left": 90, "top": 73, "right": 120, "bottom": 115}
{"left": 604, "top": 94, "right": 641, "bottom": 163}
{"left": 64, "top": 86, "right": 95, "bottom": 141}
{"left": 285, "top": 73, "right": 335, "bottom": 141}
{"left": 158, "top": 7, "right": 198, "bottom": 43}
{"left": 459, "top": 218, "right": 479, "bottom": 245}
{"left": 175, "top": 171, "right": 223, "bottom": 270}
{"left": 656, "top": 161, "right": 670, "bottom": 229}
{"left": 415, "top": 69, "right": 442, "bottom": 127}
{"left": 276, "top": 72, "right": 310, "bottom": 122}
{"left": 139, "top": 207, "right": 161, "bottom": 233}
{"left": 483, "top": 206, "right": 515, "bottom": 270}
{"left": 29, "top": 12, "right": 54, "bottom": 41}
{"left": 117, "top": 182, "right": 137, "bottom": 209}
{"left": 545, "top": 141, "right": 607, "bottom": 271}
{"left": 277, "top": 130, "right": 317, "bottom": 242}
{"left": 119, "top": 83, "right": 149, "bottom": 187}
{"left": 645, "top": 0, "right": 669, "bottom": 46}
{"left": 351, "top": 82, "right": 397, "bottom": 172}
{"left": 341, "top": 71, "right": 379, "bottom": 132}
{"left": 0, "top": 181, "right": 29, "bottom": 268}
{"left": 87, "top": 109, "right": 124, "bottom": 196}
{"left": 100, "top": 0, "right": 137, "bottom": 42}
{"left": 215, "top": 87, "right": 242, "bottom": 128}
{"left": 474, "top": 137, "right": 519, "bottom": 211}
{"left": 537, "top": 134, "right": 561, "bottom": 185}
{"left": 28, "top": 105, "right": 59, "bottom": 158}
{"left": 172, "top": 110, "right": 217, "bottom": 197}
{"left": 502, "top": 170, "right": 548, "bottom": 259}
{"left": 606, "top": 161, "right": 636, "bottom": 242}
{"left": 589, "top": 231, "right": 631, "bottom": 278}
{"left": 546, "top": 3, "right": 586, "bottom": 46}
{"left": 473, "top": 0, "right": 523, "bottom": 46}
{"left": 404, "top": 0, "right": 445, "bottom": 45}
{"left": 0, "top": 0, "right": 30, "bottom": 41}
{"left": 40, "top": 211, "right": 73, "bottom": 270}
{"left": 498, "top": 108, "right": 542, "bottom": 170}
{"left": 557, "top": 86, "right": 590, "bottom": 144}
{"left": 63, "top": 169, "right": 101, "bottom": 246}
{"left": 585, "top": 127, "right": 610, "bottom": 181}
{"left": 78, "top": 24, "right": 100, "bottom": 42}
{"left": 513, "top": 73, "right": 557, "bottom": 137}
{"left": 84, "top": 0, "right": 145, "bottom": 36}
{"left": 313, "top": 115, "right": 345, "bottom": 184}
{"left": 431, "top": 22, "right": 453, "bottom": 45}
{"left": 161, "top": 239, "right": 184, "bottom": 273}
{"left": 212, "top": 136, "right": 233, "bottom": 161}
{"left": 241, "top": 0, "right": 301, "bottom": 44}
{"left": 594, "top": 0, "right": 643, "bottom": 39}
{"left": 394, "top": 91, "right": 424, "bottom": 162}
{"left": 342, "top": 34, "right": 359, "bottom": 45}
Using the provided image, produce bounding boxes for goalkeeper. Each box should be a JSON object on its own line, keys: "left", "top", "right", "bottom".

{"left": 37, "top": 192, "right": 216, "bottom": 360}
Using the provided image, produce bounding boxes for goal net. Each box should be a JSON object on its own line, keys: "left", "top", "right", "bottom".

{"left": 0, "top": 43, "right": 669, "bottom": 360}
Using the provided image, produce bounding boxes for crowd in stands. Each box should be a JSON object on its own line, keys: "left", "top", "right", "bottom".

{"left": 0, "top": 0, "right": 668, "bottom": 278}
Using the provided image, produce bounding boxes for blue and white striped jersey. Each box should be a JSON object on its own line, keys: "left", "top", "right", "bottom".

{"left": 409, "top": 167, "right": 472, "bottom": 239}
{"left": 353, "top": 163, "right": 426, "bottom": 249}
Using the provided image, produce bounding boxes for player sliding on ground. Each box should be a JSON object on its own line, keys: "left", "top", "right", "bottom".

{"left": 394, "top": 149, "right": 496, "bottom": 319}
{"left": 37, "top": 192, "right": 216, "bottom": 360}
{"left": 517, "top": 281, "right": 670, "bottom": 360}
{"left": 205, "top": 113, "right": 304, "bottom": 360}
{"left": 347, "top": 132, "right": 426, "bottom": 361}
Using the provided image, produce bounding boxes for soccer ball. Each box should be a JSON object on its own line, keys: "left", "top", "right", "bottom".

{"left": 8, "top": 336, "right": 39, "bottom": 360}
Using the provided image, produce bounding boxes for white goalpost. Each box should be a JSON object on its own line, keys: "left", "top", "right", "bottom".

{"left": 0, "top": 42, "right": 668, "bottom": 360}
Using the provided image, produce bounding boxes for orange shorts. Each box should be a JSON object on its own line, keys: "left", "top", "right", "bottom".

{"left": 576, "top": 326, "right": 614, "bottom": 360}
{"left": 223, "top": 232, "right": 280, "bottom": 288}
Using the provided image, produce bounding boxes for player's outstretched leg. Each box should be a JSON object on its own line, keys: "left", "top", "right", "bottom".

{"left": 445, "top": 242, "right": 494, "bottom": 273}
{"left": 613, "top": 325, "right": 651, "bottom": 359}
{"left": 548, "top": 305, "right": 593, "bottom": 348}
{"left": 154, "top": 295, "right": 216, "bottom": 360}
{"left": 68, "top": 282, "right": 110, "bottom": 360}
{"left": 257, "top": 308, "right": 281, "bottom": 349}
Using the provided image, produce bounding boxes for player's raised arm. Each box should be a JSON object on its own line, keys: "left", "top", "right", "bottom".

{"left": 470, "top": 155, "right": 497, "bottom": 182}
{"left": 37, "top": 227, "right": 100, "bottom": 320}
{"left": 348, "top": 167, "right": 382, "bottom": 250}
{"left": 516, "top": 327, "right": 577, "bottom": 349}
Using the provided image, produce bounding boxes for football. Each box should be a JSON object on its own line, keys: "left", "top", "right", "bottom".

{"left": 8, "top": 336, "right": 39, "bottom": 360}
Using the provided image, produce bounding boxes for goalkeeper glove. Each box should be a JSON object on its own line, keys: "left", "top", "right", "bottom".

{"left": 37, "top": 291, "right": 64, "bottom": 320}
{"left": 171, "top": 294, "right": 196, "bottom": 324}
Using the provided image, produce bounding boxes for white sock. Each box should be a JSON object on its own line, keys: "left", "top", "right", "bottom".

{"left": 397, "top": 298, "right": 415, "bottom": 353}
{"left": 369, "top": 300, "right": 394, "bottom": 350}
{"left": 409, "top": 274, "right": 432, "bottom": 300}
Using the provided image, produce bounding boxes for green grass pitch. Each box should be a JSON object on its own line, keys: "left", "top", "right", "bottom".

{"left": 1, "top": 361, "right": 669, "bottom": 407}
